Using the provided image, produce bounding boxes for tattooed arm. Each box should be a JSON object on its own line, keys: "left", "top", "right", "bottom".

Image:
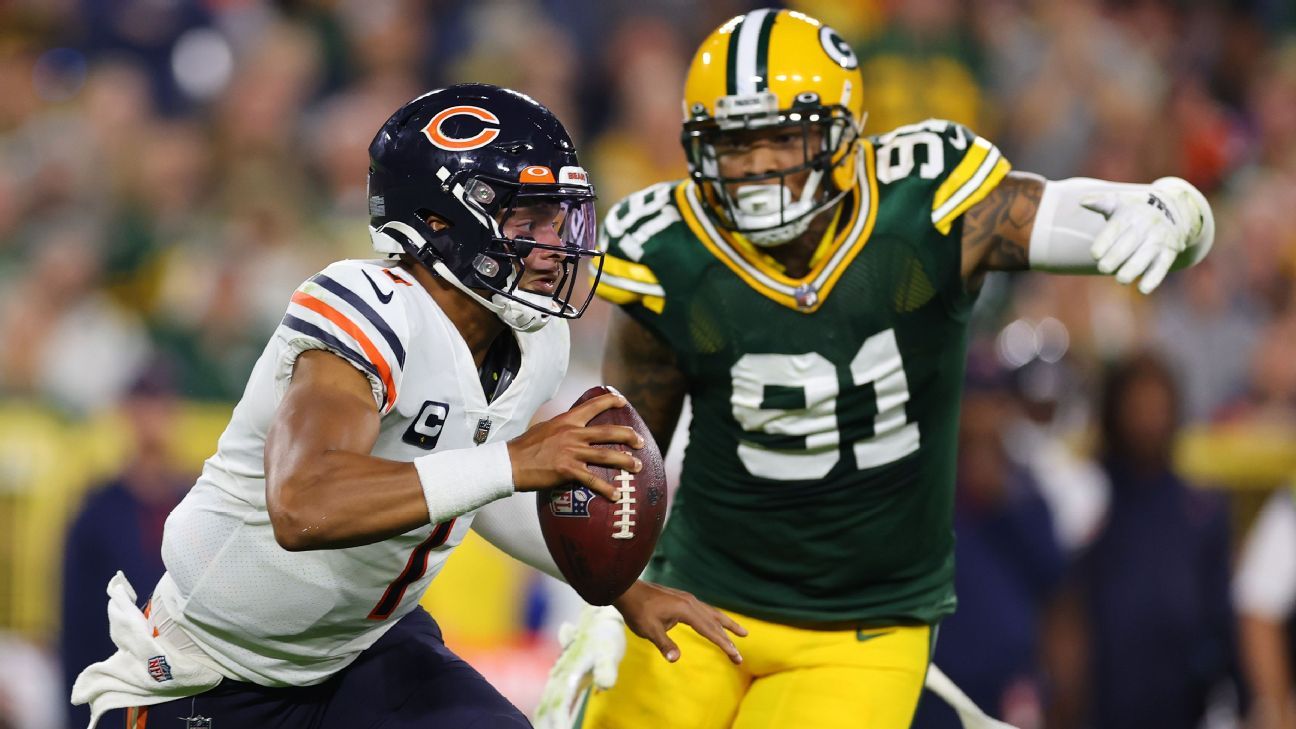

{"left": 602, "top": 306, "right": 688, "bottom": 455}
{"left": 960, "top": 171, "right": 1044, "bottom": 287}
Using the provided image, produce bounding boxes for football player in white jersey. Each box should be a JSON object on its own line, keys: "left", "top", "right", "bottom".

{"left": 71, "top": 83, "right": 743, "bottom": 729}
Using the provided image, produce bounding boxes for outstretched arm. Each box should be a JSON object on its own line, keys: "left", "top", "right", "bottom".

{"left": 962, "top": 172, "right": 1214, "bottom": 293}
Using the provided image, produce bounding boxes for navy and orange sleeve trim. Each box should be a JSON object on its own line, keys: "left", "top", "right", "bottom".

{"left": 311, "top": 274, "right": 407, "bottom": 368}
{"left": 279, "top": 269, "right": 408, "bottom": 413}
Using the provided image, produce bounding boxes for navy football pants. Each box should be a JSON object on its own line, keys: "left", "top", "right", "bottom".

{"left": 124, "top": 608, "right": 531, "bottom": 728}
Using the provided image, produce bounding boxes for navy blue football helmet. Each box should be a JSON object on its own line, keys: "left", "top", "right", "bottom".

{"left": 368, "top": 84, "right": 601, "bottom": 331}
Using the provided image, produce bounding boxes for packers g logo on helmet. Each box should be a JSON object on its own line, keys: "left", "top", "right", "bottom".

{"left": 680, "top": 9, "right": 866, "bottom": 247}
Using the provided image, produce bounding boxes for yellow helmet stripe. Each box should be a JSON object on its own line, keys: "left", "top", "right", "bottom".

{"left": 730, "top": 8, "right": 777, "bottom": 95}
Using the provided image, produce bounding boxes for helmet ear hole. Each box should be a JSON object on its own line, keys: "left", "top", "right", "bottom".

{"left": 417, "top": 210, "right": 452, "bottom": 231}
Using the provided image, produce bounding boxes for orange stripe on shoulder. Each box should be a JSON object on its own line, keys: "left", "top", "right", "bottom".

{"left": 291, "top": 290, "right": 398, "bottom": 409}
{"left": 382, "top": 269, "right": 413, "bottom": 286}
{"left": 141, "top": 600, "right": 159, "bottom": 637}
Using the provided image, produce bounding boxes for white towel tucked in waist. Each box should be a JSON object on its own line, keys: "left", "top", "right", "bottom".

{"left": 71, "top": 572, "right": 223, "bottom": 729}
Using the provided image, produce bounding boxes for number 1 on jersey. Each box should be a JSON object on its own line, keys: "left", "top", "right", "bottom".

{"left": 368, "top": 519, "right": 455, "bottom": 621}
{"left": 730, "top": 329, "right": 919, "bottom": 481}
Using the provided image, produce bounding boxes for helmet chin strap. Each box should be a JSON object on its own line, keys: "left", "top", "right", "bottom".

{"left": 430, "top": 260, "right": 553, "bottom": 332}
{"left": 373, "top": 221, "right": 561, "bottom": 332}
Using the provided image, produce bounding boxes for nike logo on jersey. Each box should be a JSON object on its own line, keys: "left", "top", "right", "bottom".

{"left": 363, "top": 269, "right": 394, "bottom": 304}
{"left": 856, "top": 629, "right": 894, "bottom": 643}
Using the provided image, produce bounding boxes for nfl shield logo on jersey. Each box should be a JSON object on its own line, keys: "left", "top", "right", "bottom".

{"left": 549, "top": 487, "right": 593, "bottom": 517}
{"left": 146, "top": 655, "right": 173, "bottom": 683}
{"left": 182, "top": 716, "right": 213, "bottom": 729}
{"left": 473, "top": 418, "right": 492, "bottom": 445}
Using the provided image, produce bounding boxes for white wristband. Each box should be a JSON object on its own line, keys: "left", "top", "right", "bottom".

{"left": 414, "top": 442, "right": 515, "bottom": 524}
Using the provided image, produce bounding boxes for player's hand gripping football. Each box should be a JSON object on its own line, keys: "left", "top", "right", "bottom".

{"left": 1081, "top": 176, "right": 1213, "bottom": 294}
{"left": 507, "top": 391, "right": 643, "bottom": 501}
{"left": 534, "top": 584, "right": 746, "bottom": 729}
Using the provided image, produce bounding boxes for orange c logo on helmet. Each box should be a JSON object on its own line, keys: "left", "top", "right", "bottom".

{"left": 422, "top": 105, "right": 501, "bottom": 151}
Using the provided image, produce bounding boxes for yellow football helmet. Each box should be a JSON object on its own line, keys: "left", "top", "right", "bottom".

{"left": 681, "top": 9, "right": 865, "bottom": 246}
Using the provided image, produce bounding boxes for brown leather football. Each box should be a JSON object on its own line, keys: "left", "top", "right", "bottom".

{"left": 536, "top": 385, "right": 668, "bottom": 605}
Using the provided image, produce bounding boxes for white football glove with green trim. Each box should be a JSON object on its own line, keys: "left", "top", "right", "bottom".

{"left": 533, "top": 605, "right": 626, "bottom": 729}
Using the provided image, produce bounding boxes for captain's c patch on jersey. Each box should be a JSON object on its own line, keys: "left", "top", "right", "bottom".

{"left": 402, "top": 400, "right": 450, "bottom": 449}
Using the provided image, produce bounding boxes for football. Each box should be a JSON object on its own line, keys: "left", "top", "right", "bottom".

{"left": 536, "top": 385, "right": 668, "bottom": 605}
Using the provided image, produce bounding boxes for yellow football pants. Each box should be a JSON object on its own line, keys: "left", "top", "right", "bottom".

{"left": 578, "top": 609, "right": 931, "bottom": 729}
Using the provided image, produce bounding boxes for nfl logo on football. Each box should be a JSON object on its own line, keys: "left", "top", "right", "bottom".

{"left": 549, "top": 487, "right": 593, "bottom": 517}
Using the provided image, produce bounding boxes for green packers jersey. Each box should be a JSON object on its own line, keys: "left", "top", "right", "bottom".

{"left": 597, "top": 119, "right": 1011, "bottom": 625}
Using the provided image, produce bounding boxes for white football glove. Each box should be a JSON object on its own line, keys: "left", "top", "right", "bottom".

{"left": 926, "top": 664, "right": 1020, "bottom": 729}
{"left": 533, "top": 605, "right": 627, "bottom": 729}
{"left": 1081, "top": 176, "right": 1214, "bottom": 294}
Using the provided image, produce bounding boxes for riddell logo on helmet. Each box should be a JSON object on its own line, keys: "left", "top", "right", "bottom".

{"left": 422, "top": 105, "right": 501, "bottom": 151}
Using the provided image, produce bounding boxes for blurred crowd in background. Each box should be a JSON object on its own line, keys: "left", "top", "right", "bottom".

{"left": 1, "top": 0, "right": 1295, "bottom": 727}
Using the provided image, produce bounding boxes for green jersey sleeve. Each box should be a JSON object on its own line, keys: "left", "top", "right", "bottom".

{"left": 592, "top": 181, "right": 685, "bottom": 320}
{"left": 871, "top": 118, "right": 1012, "bottom": 235}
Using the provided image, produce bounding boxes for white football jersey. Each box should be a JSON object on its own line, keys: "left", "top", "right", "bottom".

{"left": 154, "top": 259, "right": 569, "bottom": 687}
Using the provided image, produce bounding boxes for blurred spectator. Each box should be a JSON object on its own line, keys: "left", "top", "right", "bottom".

{"left": 58, "top": 362, "right": 191, "bottom": 729}
{"left": 0, "top": 220, "right": 151, "bottom": 414}
{"left": 586, "top": 18, "right": 689, "bottom": 210}
{"left": 1002, "top": 350, "right": 1110, "bottom": 555}
{"left": 0, "top": 634, "right": 64, "bottom": 729}
{"left": 1246, "top": 42, "right": 1296, "bottom": 172}
{"left": 1214, "top": 313, "right": 1296, "bottom": 428}
{"left": 447, "top": 0, "right": 583, "bottom": 137}
{"left": 855, "top": 0, "right": 986, "bottom": 133}
{"left": 1234, "top": 487, "right": 1296, "bottom": 729}
{"left": 913, "top": 355, "right": 1065, "bottom": 729}
{"left": 984, "top": 0, "right": 1166, "bottom": 181}
{"left": 1153, "top": 259, "right": 1264, "bottom": 423}
{"left": 72, "top": 0, "right": 215, "bottom": 114}
{"left": 1070, "top": 353, "right": 1235, "bottom": 729}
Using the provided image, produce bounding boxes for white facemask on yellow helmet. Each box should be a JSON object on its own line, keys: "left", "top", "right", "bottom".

{"left": 681, "top": 9, "right": 866, "bottom": 247}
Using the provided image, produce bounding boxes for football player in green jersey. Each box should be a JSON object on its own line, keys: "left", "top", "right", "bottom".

{"left": 536, "top": 8, "right": 1213, "bottom": 729}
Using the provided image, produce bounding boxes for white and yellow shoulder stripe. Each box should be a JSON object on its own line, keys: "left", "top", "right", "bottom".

{"left": 931, "top": 136, "right": 1011, "bottom": 234}
{"left": 595, "top": 254, "right": 666, "bottom": 314}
